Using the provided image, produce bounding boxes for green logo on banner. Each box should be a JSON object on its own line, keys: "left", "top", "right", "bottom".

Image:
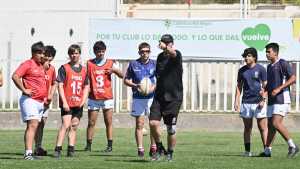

{"left": 241, "top": 24, "right": 271, "bottom": 51}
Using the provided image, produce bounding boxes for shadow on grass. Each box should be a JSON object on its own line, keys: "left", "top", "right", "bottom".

{"left": 105, "top": 158, "right": 150, "bottom": 163}
{"left": 90, "top": 154, "right": 137, "bottom": 158}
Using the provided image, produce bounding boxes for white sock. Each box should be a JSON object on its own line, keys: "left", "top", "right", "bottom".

{"left": 264, "top": 147, "right": 272, "bottom": 155}
{"left": 287, "top": 139, "right": 296, "bottom": 148}
{"left": 25, "top": 150, "right": 32, "bottom": 155}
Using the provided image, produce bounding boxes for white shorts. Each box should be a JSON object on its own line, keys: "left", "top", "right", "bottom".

{"left": 131, "top": 98, "right": 153, "bottom": 117}
{"left": 267, "top": 104, "right": 290, "bottom": 117}
{"left": 240, "top": 103, "right": 267, "bottom": 119}
{"left": 19, "top": 95, "right": 44, "bottom": 122}
{"left": 88, "top": 98, "right": 114, "bottom": 110}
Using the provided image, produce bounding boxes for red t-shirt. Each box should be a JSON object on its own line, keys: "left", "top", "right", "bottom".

{"left": 45, "top": 65, "right": 56, "bottom": 95}
{"left": 87, "top": 59, "right": 114, "bottom": 100}
{"left": 14, "top": 59, "right": 47, "bottom": 102}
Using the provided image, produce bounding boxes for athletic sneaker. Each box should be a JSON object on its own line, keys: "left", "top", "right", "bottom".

{"left": 151, "top": 151, "right": 161, "bottom": 161}
{"left": 138, "top": 150, "right": 145, "bottom": 158}
{"left": 84, "top": 144, "right": 91, "bottom": 152}
{"left": 242, "top": 151, "right": 252, "bottom": 157}
{"left": 258, "top": 152, "right": 271, "bottom": 157}
{"left": 166, "top": 153, "right": 173, "bottom": 162}
{"left": 34, "top": 147, "right": 47, "bottom": 156}
{"left": 24, "top": 153, "right": 37, "bottom": 160}
{"left": 288, "top": 145, "right": 299, "bottom": 158}
{"left": 67, "top": 150, "right": 75, "bottom": 157}
{"left": 53, "top": 151, "right": 61, "bottom": 158}
{"left": 149, "top": 147, "right": 156, "bottom": 157}
{"left": 102, "top": 146, "right": 112, "bottom": 153}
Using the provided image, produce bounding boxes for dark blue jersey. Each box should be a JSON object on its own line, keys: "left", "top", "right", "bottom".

{"left": 125, "top": 59, "right": 156, "bottom": 99}
{"left": 237, "top": 64, "right": 267, "bottom": 104}
{"left": 266, "top": 59, "right": 294, "bottom": 105}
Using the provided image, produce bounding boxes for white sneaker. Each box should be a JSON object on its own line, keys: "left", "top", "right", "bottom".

{"left": 242, "top": 151, "right": 252, "bottom": 157}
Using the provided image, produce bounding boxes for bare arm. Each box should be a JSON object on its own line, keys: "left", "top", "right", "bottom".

{"left": 124, "top": 78, "right": 138, "bottom": 88}
{"left": 234, "top": 82, "right": 243, "bottom": 112}
{"left": 272, "top": 75, "right": 296, "bottom": 96}
{"left": 58, "top": 82, "right": 70, "bottom": 112}
{"left": 112, "top": 67, "right": 123, "bottom": 79}
{"left": 80, "top": 85, "right": 90, "bottom": 107}
{"left": 12, "top": 73, "right": 32, "bottom": 96}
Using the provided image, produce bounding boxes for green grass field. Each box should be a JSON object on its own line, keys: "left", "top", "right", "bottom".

{"left": 0, "top": 129, "right": 300, "bottom": 169}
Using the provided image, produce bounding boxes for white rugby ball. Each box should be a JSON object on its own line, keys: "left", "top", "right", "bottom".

{"left": 139, "top": 77, "right": 152, "bottom": 95}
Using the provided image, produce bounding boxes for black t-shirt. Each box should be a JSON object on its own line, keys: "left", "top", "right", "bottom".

{"left": 155, "top": 50, "right": 183, "bottom": 101}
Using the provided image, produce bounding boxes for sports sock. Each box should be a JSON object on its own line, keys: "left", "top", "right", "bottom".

{"left": 25, "top": 150, "right": 32, "bottom": 155}
{"left": 107, "top": 139, "right": 113, "bottom": 147}
{"left": 55, "top": 146, "right": 62, "bottom": 152}
{"left": 68, "top": 145, "right": 74, "bottom": 152}
{"left": 244, "top": 143, "right": 251, "bottom": 152}
{"left": 287, "top": 139, "right": 296, "bottom": 148}
{"left": 87, "top": 139, "right": 92, "bottom": 145}
{"left": 138, "top": 147, "right": 144, "bottom": 151}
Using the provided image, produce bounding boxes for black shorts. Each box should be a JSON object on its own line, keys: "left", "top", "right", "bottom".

{"left": 60, "top": 107, "right": 83, "bottom": 119}
{"left": 149, "top": 98, "right": 182, "bottom": 125}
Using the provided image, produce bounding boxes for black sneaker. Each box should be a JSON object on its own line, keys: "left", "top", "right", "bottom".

{"left": 258, "top": 152, "right": 271, "bottom": 157}
{"left": 67, "top": 150, "right": 75, "bottom": 157}
{"left": 166, "top": 153, "right": 173, "bottom": 162}
{"left": 102, "top": 146, "right": 112, "bottom": 153}
{"left": 24, "top": 153, "right": 37, "bottom": 160}
{"left": 138, "top": 149, "right": 145, "bottom": 158}
{"left": 288, "top": 145, "right": 299, "bottom": 158}
{"left": 53, "top": 151, "right": 61, "bottom": 158}
{"left": 84, "top": 144, "right": 91, "bottom": 152}
{"left": 34, "top": 147, "right": 47, "bottom": 156}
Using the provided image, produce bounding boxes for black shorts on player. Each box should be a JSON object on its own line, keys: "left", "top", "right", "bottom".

{"left": 60, "top": 107, "right": 83, "bottom": 119}
{"left": 150, "top": 98, "right": 181, "bottom": 125}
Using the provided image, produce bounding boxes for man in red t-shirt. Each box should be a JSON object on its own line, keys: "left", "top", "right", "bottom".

{"left": 34, "top": 45, "right": 57, "bottom": 156}
{"left": 84, "top": 41, "right": 123, "bottom": 152}
{"left": 12, "top": 41, "right": 47, "bottom": 160}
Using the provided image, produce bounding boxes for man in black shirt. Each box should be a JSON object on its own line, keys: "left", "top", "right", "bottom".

{"left": 149, "top": 34, "right": 183, "bottom": 162}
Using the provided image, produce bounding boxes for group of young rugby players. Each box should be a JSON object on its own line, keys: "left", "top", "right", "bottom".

{"left": 235, "top": 43, "right": 298, "bottom": 158}
{"left": 12, "top": 34, "right": 183, "bottom": 161}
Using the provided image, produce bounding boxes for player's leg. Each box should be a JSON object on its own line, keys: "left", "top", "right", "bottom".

{"left": 240, "top": 104, "right": 254, "bottom": 156}
{"left": 54, "top": 113, "right": 72, "bottom": 158}
{"left": 149, "top": 99, "right": 164, "bottom": 160}
{"left": 85, "top": 109, "right": 99, "bottom": 151}
{"left": 242, "top": 118, "right": 253, "bottom": 156}
{"left": 164, "top": 100, "right": 182, "bottom": 162}
{"left": 102, "top": 108, "right": 113, "bottom": 152}
{"left": 255, "top": 103, "right": 268, "bottom": 152}
{"left": 85, "top": 98, "right": 100, "bottom": 151}
{"left": 20, "top": 95, "right": 43, "bottom": 160}
{"left": 272, "top": 113, "right": 299, "bottom": 157}
{"left": 257, "top": 117, "right": 268, "bottom": 150}
{"left": 68, "top": 116, "right": 80, "bottom": 157}
{"left": 24, "top": 119, "right": 39, "bottom": 160}
{"left": 34, "top": 116, "right": 47, "bottom": 156}
{"left": 135, "top": 116, "right": 145, "bottom": 157}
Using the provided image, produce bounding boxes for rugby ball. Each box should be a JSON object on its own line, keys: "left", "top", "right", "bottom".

{"left": 139, "top": 77, "right": 152, "bottom": 95}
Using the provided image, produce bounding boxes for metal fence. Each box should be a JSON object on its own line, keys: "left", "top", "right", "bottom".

{"left": 1, "top": 59, "right": 299, "bottom": 113}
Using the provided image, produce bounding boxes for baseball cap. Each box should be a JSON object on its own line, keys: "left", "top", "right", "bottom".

{"left": 160, "top": 34, "right": 174, "bottom": 44}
